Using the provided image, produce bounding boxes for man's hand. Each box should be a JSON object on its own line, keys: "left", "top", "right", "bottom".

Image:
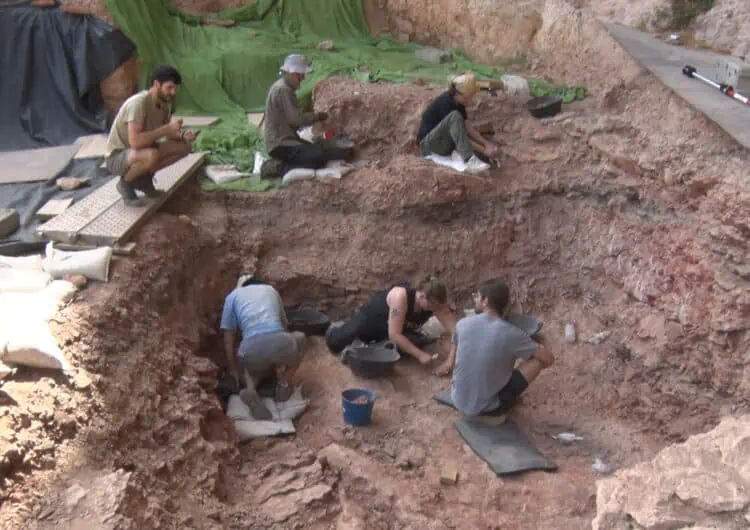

{"left": 183, "top": 130, "right": 197, "bottom": 144}
{"left": 315, "top": 111, "right": 329, "bottom": 122}
{"left": 168, "top": 119, "right": 183, "bottom": 136}
{"left": 435, "top": 359, "right": 453, "bottom": 377}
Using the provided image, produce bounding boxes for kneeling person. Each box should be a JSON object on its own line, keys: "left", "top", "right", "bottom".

{"left": 221, "top": 276, "right": 306, "bottom": 420}
{"left": 104, "top": 65, "right": 196, "bottom": 206}
{"left": 442, "top": 279, "right": 554, "bottom": 416}
{"left": 326, "top": 277, "right": 456, "bottom": 366}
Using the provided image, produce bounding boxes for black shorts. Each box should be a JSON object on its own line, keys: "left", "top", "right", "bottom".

{"left": 483, "top": 369, "right": 529, "bottom": 416}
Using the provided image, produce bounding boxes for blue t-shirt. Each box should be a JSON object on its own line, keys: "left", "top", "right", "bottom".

{"left": 220, "top": 285, "right": 286, "bottom": 341}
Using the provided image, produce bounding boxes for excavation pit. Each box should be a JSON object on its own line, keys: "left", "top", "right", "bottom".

{"left": 2, "top": 48, "right": 750, "bottom": 530}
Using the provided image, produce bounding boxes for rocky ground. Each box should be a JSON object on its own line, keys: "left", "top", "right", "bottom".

{"left": 1, "top": 63, "right": 749, "bottom": 528}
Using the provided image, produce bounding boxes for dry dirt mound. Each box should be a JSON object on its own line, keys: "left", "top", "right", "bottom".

{"left": 593, "top": 415, "right": 750, "bottom": 529}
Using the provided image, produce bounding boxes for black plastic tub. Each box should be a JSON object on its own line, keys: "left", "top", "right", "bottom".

{"left": 285, "top": 306, "right": 331, "bottom": 336}
{"left": 527, "top": 95, "right": 563, "bottom": 119}
{"left": 345, "top": 341, "right": 400, "bottom": 378}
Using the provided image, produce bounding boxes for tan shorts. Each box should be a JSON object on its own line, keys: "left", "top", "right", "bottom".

{"left": 105, "top": 148, "right": 131, "bottom": 176}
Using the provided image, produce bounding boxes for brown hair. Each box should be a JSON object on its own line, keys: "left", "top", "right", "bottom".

{"left": 479, "top": 279, "right": 510, "bottom": 313}
{"left": 417, "top": 275, "right": 447, "bottom": 305}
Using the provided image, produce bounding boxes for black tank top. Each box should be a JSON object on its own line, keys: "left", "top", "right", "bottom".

{"left": 360, "top": 282, "right": 433, "bottom": 337}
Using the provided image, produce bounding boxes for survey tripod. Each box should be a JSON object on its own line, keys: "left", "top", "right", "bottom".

{"left": 682, "top": 65, "right": 750, "bottom": 105}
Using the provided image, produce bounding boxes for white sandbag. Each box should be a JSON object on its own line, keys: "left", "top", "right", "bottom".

{"left": 252, "top": 151, "right": 268, "bottom": 176}
{"left": 226, "top": 388, "right": 309, "bottom": 440}
{"left": 43, "top": 242, "right": 112, "bottom": 282}
{"left": 46, "top": 280, "right": 78, "bottom": 306}
{"left": 282, "top": 168, "right": 317, "bottom": 184}
{"left": 0, "top": 254, "right": 44, "bottom": 271}
{"left": 426, "top": 151, "right": 468, "bottom": 173}
{"left": 0, "top": 362, "right": 11, "bottom": 380}
{"left": 234, "top": 418, "right": 296, "bottom": 440}
{"left": 298, "top": 126, "right": 316, "bottom": 143}
{"left": 420, "top": 316, "right": 447, "bottom": 340}
{"left": 205, "top": 164, "right": 248, "bottom": 185}
{"left": 0, "top": 268, "right": 52, "bottom": 293}
{"left": 0, "top": 280, "right": 74, "bottom": 329}
{"left": 1, "top": 321, "right": 69, "bottom": 371}
{"left": 316, "top": 160, "right": 355, "bottom": 181}
{"left": 501, "top": 74, "right": 530, "bottom": 97}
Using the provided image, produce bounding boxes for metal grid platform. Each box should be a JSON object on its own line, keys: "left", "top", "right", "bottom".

{"left": 37, "top": 152, "right": 206, "bottom": 246}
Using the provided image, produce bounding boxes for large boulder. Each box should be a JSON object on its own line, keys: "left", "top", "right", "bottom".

{"left": 593, "top": 415, "right": 750, "bottom": 529}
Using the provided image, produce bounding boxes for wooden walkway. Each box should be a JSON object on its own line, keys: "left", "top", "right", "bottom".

{"left": 37, "top": 152, "right": 206, "bottom": 246}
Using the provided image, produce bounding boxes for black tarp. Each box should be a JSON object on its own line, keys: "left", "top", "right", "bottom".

{"left": 0, "top": 1, "right": 135, "bottom": 149}
{"left": 0, "top": 2, "right": 135, "bottom": 255}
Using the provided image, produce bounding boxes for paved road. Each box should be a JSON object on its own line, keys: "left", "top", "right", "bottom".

{"left": 602, "top": 22, "right": 750, "bottom": 150}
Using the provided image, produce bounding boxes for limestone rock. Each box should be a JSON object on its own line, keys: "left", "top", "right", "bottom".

{"left": 593, "top": 415, "right": 750, "bottom": 529}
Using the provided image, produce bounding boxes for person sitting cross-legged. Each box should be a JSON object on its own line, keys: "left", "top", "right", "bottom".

{"left": 416, "top": 71, "right": 502, "bottom": 174}
{"left": 436, "top": 279, "right": 554, "bottom": 416}
{"left": 104, "top": 65, "right": 196, "bottom": 206}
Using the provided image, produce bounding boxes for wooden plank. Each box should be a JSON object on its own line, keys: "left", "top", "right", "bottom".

{"left": 247, "top": 113, "right": 264, "bottom": 129}
{"left": 0, "top": 145, "right": 79, "bottom": 184}
{"left": 76, "top": 152, "right": 206, "bottom": 246}
{"left": 54, "top": 241, "right": 136, "bottom": 256}
{"left": 36, "top": 179, "right": 122, "bottom": 243}
{"left": 73, "top": 134, "right": 108, "bottom": 160}
{"left": 172, "top": 116, "right": 220, "bottom": 127}
{"left": 36, "top": 198, "right": 74, "bottom": 220}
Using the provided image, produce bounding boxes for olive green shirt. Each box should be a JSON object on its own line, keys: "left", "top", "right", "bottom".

{"left": 105, "top": 90, "right": 170, "bottom": 157}
{"left": 263, "top": 77, "right": 317, "bottom": 153}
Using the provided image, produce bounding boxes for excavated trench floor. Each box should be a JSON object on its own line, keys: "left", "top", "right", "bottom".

{"left": 1, "top": 77, "right": 748, "bottom": 529}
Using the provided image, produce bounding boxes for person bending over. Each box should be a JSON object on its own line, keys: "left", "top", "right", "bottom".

{"left": 416, "top": 71, "right": 502, "bottom": 174}
{"left": 221, "top": 275, "right": 306, "bottom": 421}
{"left": 437, "top": 279, "right": 554, "bottom": 416}
{"left": 326, "top": 277, "right": 457, "bottom": 366}
{"left": 104, "top": 65, "right": 196, "bottom": 206}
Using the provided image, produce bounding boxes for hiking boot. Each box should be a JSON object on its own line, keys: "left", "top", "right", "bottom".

{"left": 260, "top": 158, "right": 284, "bottom": 179}
{"left": 133, "top": 173, "right": 165, "bottom": 199}
{"left": 239, "top": 388, "right": 273, "bottom": 420}
{"left": 116, "top": 178, "right": 146, "bottom": 207}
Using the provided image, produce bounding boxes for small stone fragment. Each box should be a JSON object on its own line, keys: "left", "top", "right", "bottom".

{"left": 441, "top": 462, "right": 458, "bottom": 485}
{"left": 63, "top": 275, "right": 88, "bottom": 290}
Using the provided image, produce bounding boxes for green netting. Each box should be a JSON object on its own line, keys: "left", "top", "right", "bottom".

{"left": 105, "top": 0, "right": 587, "bottom": 190}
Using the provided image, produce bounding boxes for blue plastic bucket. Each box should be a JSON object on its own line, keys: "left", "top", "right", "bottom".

{"left": 342, "top": 388, "right": 376, "bottom": 426}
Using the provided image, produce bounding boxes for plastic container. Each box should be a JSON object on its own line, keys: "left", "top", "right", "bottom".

{"left": 342, "top": 388, "right": 376, "bottom": 426}
{"left": 564, "top": 321, "right": 577, "bottom": 344}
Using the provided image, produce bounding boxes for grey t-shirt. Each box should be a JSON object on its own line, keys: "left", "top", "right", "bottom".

{"left": 450, "top": 313, "right": 538, "bottom": 415}
{"left": 263, "top": 77, "right": 317, "bottom": 153}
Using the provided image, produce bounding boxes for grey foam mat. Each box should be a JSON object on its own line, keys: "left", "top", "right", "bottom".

{"left": 434, "top": 389, "right": 455, "bottom": 408}
{"left": 455, "top": 418, "right": 557, "bottom": 475}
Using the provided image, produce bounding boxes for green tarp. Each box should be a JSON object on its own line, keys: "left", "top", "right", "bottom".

{"left": 105, "top": 0, "right": 586, "bottom": 188}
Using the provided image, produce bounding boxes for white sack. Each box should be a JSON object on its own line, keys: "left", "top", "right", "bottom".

{"left": 0, "top": 254, "right": 44, "bottom": 271}
{"left": 43, "top": 242, "right": 112, "bottom": 282}
{"left": 0, "top": 268, "right": 52, "bottom": 293}
{"left": 501, "top": 74, "right": 530, "bottom": 97}
{"left": 205, "top": 164, "right": 248, "bottom": 185}
{"left": 226, "top": 387, "right": 309, "bottom": 441}
{"left": 282, "top": 168, "right": 317, "bottom": 184}
{"left": 420, "top": 316, "right": 447, "bottom": 340}
{"left": 1, "top": 320, "right": 69, "bottom": 371}
{"left": 426, "top": 151, "right": 469, "bottom": 173}
{"left": 252, "top": 151, "right": 268, "bottom": 176}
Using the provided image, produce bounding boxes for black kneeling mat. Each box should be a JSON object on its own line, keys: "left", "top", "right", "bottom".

{"left": 433, "top": 390, "right": 557, "bottom": 475}
{"left": 455, "top": 418, "right": 557, "bottom": 475}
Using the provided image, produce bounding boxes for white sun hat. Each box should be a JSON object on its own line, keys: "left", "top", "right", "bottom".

{"left": 280, "top": 54, "right": 312, "bottom": 74}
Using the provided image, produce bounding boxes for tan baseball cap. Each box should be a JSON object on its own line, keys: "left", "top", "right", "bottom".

{"left": 451, "top": 71, "right": 480, "bottom": 97}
